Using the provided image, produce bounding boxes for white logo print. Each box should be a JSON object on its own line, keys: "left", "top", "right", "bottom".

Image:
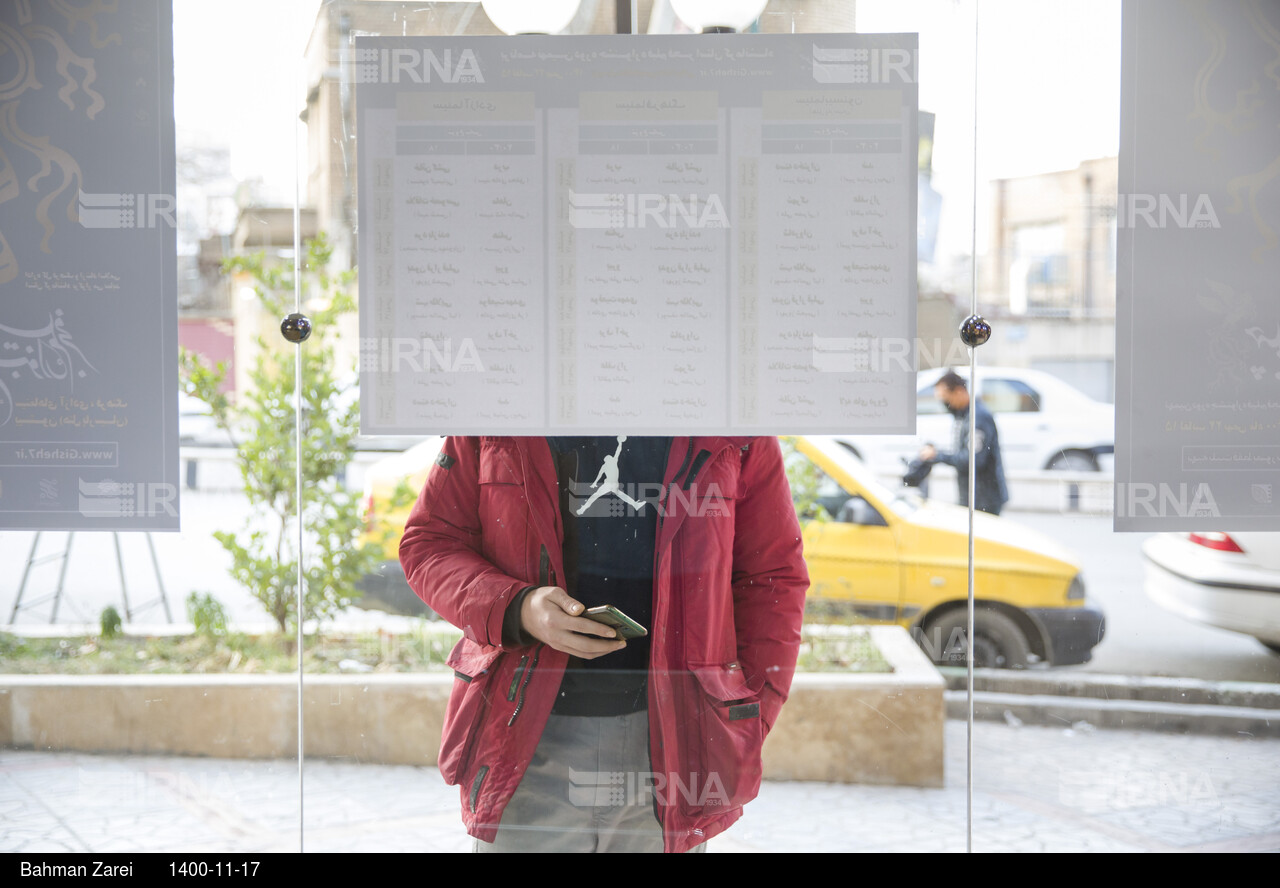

{"left": 811, "top": 44, "right": 914, "bottom": 84}
{"left": 77, "top": 190, "right": 176, "bottom": 229}
{"left": 577, "top": 435, "right": 647, "bottom": 516}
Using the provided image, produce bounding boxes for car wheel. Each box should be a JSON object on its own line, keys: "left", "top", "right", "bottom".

{"left": 1047, "top": 450, "right": 1099, "bottom": 472}
{"left": 920, "top": 608, "right": 1032, "bottom": 669}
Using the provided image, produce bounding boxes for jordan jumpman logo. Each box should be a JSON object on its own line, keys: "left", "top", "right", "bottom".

{"left": 577, "top": 435, "right": 647, "bottom": 516}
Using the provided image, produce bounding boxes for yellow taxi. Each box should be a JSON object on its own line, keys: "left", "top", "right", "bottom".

{"left": 358, "top": 435, "right": 1105, "bottom": 668}
{"left": 357, "top": 437, "right": 448, "bottom": 618}
{"left": 792, "top": 435, "right": 1102, "bottom": 668}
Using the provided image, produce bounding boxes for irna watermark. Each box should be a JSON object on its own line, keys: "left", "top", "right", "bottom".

{"left": 569, "top": 768, "right": 729, "bottom": 808}
{"left": 568, "top": 480, "right": 731, "bottom": 519}
{"left": 568, "top": 190, "right": 729, "bottom": 230}
{"left": 78, "top": 190, "right": 176, "bottom": 229}
{"left": 1114, "top": 482, "right": 1220, "bottom": 519}
{"left": 360, "top": 337, "right": 486, "bottom": 374}
{"left": 811, "top": 45, "right": 915, "bottom": 84}
{"left": 351, "top": 46, "right": 484, "bottom": 84}
{"left": 78, "top": 478, "right": 177, "bottom": 518}
{"left": 1081, "top": 193, "right": 1220, "bottom": 229}
{"left": 812, "top": 335, "right": 974, "bottom": 374}
{"left": 1059, "top": 768, "right": 1220, "bottom": 813}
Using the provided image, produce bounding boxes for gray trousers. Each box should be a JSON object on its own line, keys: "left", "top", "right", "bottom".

{"left": 474, "top": 711, "right": 705, "bottom": 853}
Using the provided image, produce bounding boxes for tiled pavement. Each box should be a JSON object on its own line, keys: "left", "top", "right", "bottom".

{"left": 3, "top": 720, "right": 1278, "bottom": 853}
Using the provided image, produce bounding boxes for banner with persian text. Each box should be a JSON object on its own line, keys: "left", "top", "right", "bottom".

{"left": 1116, "top": 0, "right": 1280, "bottom": 530}
{"left": 0, "top": 1, "right": 178, "bottom": 530}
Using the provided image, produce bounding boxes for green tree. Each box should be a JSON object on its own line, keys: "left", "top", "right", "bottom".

{"left": 180, "top": 234, "right": 378, "bottom": 634}
{"left": 780, "top": 437, "right": 833, "bottom": 524}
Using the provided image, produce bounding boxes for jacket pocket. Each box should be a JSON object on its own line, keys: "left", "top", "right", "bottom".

{"left": 438, "top": 639, "right": 504, "bottom": 785}
{"left": 478, "top": 442, "right": 523, "bottom": 485}
{"left": 682, "top": 662, "right": 764, "bottom": 815}
{"left": 476, "top": 444, "right": 528, "bottom": 565}
{"left": 684, "top": 448, "right": 740, "bottom": 523}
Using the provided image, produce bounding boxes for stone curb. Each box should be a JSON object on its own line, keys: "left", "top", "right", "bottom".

{"left": 944, "top": 690, "right": 1280, "bottom": 738}
{"left": 939, "top": 668, "right": 1280, "bottom": 710}
{"left": 940, "top": 669, "right": 1280, "bottom": 737}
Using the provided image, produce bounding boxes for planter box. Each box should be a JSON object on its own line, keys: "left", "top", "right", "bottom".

{"left": 0, "top": 627, "right": 942, "bottom": 787}
{"left": 763, "top": 626, "right": 945, "bottom": 787}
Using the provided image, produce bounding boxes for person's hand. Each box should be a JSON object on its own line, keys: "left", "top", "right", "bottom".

{"left": 919, "top": 444, "right": 937, "bottom": 462}
{"left": 520, "top": 586, "right": 626, "bottom": 659}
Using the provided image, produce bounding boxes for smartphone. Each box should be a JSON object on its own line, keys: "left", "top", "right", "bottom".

{"left": 582, "top": 605, "right": 648, "bottom": 640}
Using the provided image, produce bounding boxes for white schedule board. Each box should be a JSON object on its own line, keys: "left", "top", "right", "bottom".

{"left": 357, "top": 34, "right": 918, "bottom": 435}
{"left": 1116, "top": 1, "right": 1280, "bottom": 531}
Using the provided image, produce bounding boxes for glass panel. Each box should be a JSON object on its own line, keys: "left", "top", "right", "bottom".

{"left": 294, "top": 0, "right": 477, "bottom": 853}
{"left": 314, "top": 0, "right": 1280, "bottom": 856}
{"left": 962, "top": 0, "right": 1280, "bottom": 856}
{"left": 10, "top": 0, "right": 1271, "bottom": 859}
{"left": 0, "top": 0, "right": 304, "bottom": 854}
{"left": 310, "top": 0, "right": 972, "bottom": 854}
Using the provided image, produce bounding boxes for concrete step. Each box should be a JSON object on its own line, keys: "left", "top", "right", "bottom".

{"left": 945, "top": 690, "right": 1280, "bottom": 738}
{"left": 939, "top": 667, "right": 1280, "bottom": 710}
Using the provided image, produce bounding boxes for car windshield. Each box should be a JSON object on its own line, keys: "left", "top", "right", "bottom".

{"left": 801, "top": 436, "right": 922, "bottom": 518}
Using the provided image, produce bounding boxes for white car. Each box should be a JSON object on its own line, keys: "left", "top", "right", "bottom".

{"left": 1143, "top": 531, "right": 1280, "bottom": 654}
{"left": 834, "top": 366, "right": 1115, "bottom": 476}
{"left": 178, "top": 392, "right": 232, "bottom": 447}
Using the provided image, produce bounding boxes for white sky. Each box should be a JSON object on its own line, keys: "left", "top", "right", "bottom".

{"left": 172, "top": 0, "right": 1123, "bottom": 260}
{"left": 856, "top": 0, "right": 1122, "bottom": 260}
{"left": 173, "top": 0, "right": 320, "bottom": 202}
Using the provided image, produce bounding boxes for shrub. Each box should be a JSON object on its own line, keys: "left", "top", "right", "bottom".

{"left": 99, "top": 605, "right": 123, "bottom": 639}
{"left": 187, "top": 592, "right": 229, "bottom": 638}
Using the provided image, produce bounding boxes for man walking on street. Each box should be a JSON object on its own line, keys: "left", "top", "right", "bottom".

{"left": 919, "top": 370, "right": 1009, "bottom": 516}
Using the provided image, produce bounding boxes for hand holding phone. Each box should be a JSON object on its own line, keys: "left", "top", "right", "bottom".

{"left": 520, "top": 587, "right": 628, "bottom": 659}
{"left": 582, "top": 605, "right": 648, "bottom": 640}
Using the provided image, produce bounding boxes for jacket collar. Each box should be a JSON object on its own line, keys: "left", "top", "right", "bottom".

{"left": 657, "top": 436, "right": 749, "bottom": 550}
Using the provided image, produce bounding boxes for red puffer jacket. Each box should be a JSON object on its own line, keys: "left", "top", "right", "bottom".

{"left": 399, "top": 435, "right": 808, "bottom": 853}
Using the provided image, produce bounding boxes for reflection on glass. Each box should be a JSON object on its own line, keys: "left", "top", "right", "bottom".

{"left": 5, "top": 0, "right": 1278, "bottom": 858}
{"left": 0, "top": 0, "right": 310, "bottom": 853}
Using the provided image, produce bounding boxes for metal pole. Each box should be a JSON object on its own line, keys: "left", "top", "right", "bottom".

{"left": 967, "top": 0, "right": 980, "bottom": 856}
{"left": 294, "top": 297, "right": 305, "bottom": 856}
{"left": 293, "top": 0, "right": 306, "bottom": 852}
{"left": 12, "top": 532, "right": 42, "bottom": 622}
{"left": 966, "top": 354, "right": 977, "bottom": 855}
{"left": 144, "top": 533, "right": 174, "bottom": 622}
{"left": 113, "top": 533, "right": 133, "bottom": 621}
{"left": 50, "top": 532, "right": 74, "bottom": 624}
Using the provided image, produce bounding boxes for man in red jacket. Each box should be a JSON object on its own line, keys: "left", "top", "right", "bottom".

{"left": 400, "top": 434, "right": 808, "bottom": 853}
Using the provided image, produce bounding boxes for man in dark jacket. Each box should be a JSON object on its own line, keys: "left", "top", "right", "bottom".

{"left": 919, "top": 370, "right": 1009, "bottom": 515}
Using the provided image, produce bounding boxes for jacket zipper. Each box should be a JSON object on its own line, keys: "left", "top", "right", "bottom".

{"left": 651, "top": 440, "right": 694, "bottom": 839}
{"left": 508, "top": 553, "right": 552, "bottom": 727}
{"left": 508, "top": 643, "right": 542, "bottom": 726}
{"left": 657, "top": 439, "right": 696, "bottom": 549}
{"left": 682, "top": 449, "right": 713, "bottom": 490}
{"left": 654, "top": 439, "right": 698, "bottom": 584}
{"left": 457, "top": 655, "right": 500, "bottom": 807}
{"left": 469, "top": 445, "right": 550, "bottom": 820}
{"left": 506, "top": 655, "right": 529, "bottom": 701}
{"left": 469, "top": 765, "right": 490, "bottom": 813}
